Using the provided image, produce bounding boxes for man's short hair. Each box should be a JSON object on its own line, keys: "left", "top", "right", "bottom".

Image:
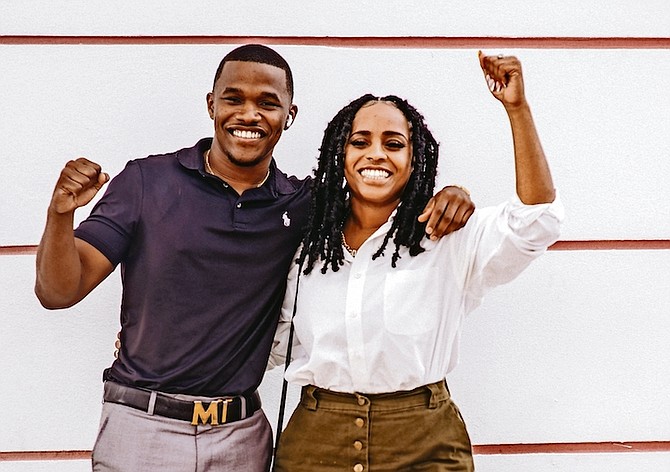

{"left": 212, "top": 44, "right": 294, "bottom": 101}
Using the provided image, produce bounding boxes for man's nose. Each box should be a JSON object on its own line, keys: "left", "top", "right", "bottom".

{"left": 237, "top": 102, "right": 261, "bottom": 122}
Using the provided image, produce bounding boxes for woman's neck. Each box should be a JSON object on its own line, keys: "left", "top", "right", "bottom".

{"left": 343, "top": 199, "right": 399, "bottom": 250}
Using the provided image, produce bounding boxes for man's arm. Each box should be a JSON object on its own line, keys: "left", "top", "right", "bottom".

{"left": 35, "top": 158, "right": 114, "bottom": 309}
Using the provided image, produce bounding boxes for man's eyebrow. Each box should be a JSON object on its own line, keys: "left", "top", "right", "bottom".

{"left": 257, "top": 91, "right": 283, "bottom": 101}
{"left": 220, "top": 87, "right": 243, "bottom": 95}
{"left": 220, "top": 88, "right": 282, "bottom": 101}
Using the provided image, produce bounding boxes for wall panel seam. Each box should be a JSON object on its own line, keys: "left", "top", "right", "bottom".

{"left": 1, "top": 36, "right": 669, "bottom": 48}
{"left": 2, "top": 441, "right": 670, "bottom": 462}
{"left": 4, "top": 241, "right": 670, "bottom": 256}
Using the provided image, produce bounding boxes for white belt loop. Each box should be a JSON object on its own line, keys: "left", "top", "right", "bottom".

{"left": 147, "top": 391, "right": 157, "bottom": 415}
{"left": 238, "top": 396, "right": 247, "bottom": 420}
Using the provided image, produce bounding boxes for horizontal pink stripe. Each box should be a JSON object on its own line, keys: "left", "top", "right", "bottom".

{"left": 0, "top": 245, "right": 37, "bottom": 255}
{"left": 0, "top": 450, "right": 90, "bottom": 461}
{"left": 2, "top": 441, "right": 669, "bottom": 461}
{"left": 550, "top": 240, "right": 670, "bottom": 250}
{"left": 3, "top": 241, "right": 670, "bottom": 256}
{"left": 1, "top": 36, "right": 669, "bottom": 48}
{"left": 474, "top": 441, "right": 670, "bottom": 454}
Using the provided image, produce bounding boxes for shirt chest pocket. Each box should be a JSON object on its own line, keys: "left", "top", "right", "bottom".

{"left": 382, "top": 267, "right": 441, "bottom": 335}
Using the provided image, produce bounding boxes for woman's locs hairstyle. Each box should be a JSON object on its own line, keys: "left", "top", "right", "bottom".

{"left": 298, "top": 94, "right": 440, "bottom": 275}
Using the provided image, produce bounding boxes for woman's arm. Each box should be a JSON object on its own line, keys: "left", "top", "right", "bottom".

{"left": 478, "top": 51, "right": 556, "bottom": 205}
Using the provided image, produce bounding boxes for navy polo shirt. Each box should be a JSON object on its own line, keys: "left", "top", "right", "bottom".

{"left": 75, "top": 138, "right": 311, "bottom": 396}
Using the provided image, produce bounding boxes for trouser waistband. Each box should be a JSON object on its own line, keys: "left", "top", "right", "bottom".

{"left": 300, "top": 379, "right": 450, "bottom": 412}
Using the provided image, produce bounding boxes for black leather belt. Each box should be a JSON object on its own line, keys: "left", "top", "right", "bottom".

{"left": 103, "top": 381, "right": 262, "bottom": 426}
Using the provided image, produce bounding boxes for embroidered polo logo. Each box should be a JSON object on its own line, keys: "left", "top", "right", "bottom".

{"left": 191, "top": 398, "right": 232, "bottom": 425}
{"left": 282, "top": 211, "right": 291, "bottom": 227}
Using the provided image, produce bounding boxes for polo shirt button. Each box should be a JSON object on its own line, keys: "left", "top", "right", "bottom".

{"left": 353, "top": 440, "right": 363, "bottom": 450}
{"left": 354, "top": 418, "right": 364, "bottom": 428}
{"left": 354, "top": 273, "right": 362, "bottom": 279}
{"left": 353, "top": 464, "right": 364, "bottom": 472}
{"left": 357, "top": 397, "right": 366, "bottom": 406}
{"left": 236, "top": 202, "right": 242, "bottom": 208}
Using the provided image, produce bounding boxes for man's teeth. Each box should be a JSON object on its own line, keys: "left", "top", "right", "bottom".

{"left": 232, "top": 130, "right": 262, "bottom": 139}
{"left": 361, "top": 169, "right": 390, "bottom": 180}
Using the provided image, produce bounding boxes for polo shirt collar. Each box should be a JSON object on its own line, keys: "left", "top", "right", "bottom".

{"left": 177, "top": 138, "right": 301, "bottom": 197}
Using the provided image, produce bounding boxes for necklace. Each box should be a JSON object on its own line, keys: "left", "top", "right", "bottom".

{"left": 341, "top": 231, "right": 357, "bottom": 257}
{"left": 204, "top": 149, "right": 215, "bottom": 174}
{"left": 204, "top": 149, "right": 270, "bottom": 188}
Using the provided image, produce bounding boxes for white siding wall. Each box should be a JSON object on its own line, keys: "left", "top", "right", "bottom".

{"left": 1, "top": 1, "right": 668, "bottom": 470}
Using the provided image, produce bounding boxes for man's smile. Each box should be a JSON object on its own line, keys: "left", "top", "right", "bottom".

{"left": 229, "top": 129, "right": 264, "bottom": 140}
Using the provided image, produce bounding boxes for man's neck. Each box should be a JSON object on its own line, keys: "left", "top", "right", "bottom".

{"left": 204, "top": 149, "right": 271, "bottom": 194}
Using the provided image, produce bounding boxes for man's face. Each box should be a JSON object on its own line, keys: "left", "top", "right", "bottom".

{"left": 207, "top": 61, "right": 297, "bottom": 168}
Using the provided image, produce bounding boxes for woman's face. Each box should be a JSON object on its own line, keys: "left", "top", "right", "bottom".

{"left": 344, "top": 101, "right": 413, "bottom": 208}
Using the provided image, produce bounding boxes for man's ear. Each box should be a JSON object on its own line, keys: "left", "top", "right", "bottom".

{"left": 206, "top": 92, "right": 214, "bottom": 119}
{"left": 285, "top": 104, "right": 298, "bottom": 130}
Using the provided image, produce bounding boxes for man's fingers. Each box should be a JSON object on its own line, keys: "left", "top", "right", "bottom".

{"left": 425, "top": 203, "right": 447, "bottom": 239}
{"left": 429, "top": 196, "right": 476, "bottom": 239}
{"left": 95, "top": 172, "right": 110, "bottom": 190}
{"left": 443, "top": 206, "right": 475, "bottom": 235}
{"left": 58, "top": 163, "right": 98, "bottom": 194}
{"left": 418, "top": 198, "right": 435, "bottom": 224}
{"left": 71, "top": 157, "right": 103, "bottom": 180}
{"left": 423, "top": 187, "right": 475, "bottom": 238}
{"left": 429, "top": 203, "right": 458, "bottom": 239}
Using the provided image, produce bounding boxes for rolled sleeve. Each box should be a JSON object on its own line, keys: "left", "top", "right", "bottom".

{"left": 461, "top": 191, "right": 564, "bottom": 305}
{"left": 505, "top": 191, "right": 564, "bottom": 251}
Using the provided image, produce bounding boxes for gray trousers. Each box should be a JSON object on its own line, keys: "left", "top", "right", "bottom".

{"left": 92, "top": 401, "right": 273, "bottom": 471}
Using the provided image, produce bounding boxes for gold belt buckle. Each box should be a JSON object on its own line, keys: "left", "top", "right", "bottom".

{"left": 191, "top": 398, "right": 233, "bottom": 425}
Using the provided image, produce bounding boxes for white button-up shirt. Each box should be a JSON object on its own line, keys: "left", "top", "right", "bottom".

{"left": 269, "top": 195, "right": 564, "bottom": 394}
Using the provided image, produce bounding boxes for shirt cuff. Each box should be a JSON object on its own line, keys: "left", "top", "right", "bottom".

{"left": 506, "top": 190, "right": 565, "bottom": 231}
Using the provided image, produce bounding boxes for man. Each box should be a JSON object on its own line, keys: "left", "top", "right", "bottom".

{"left": 35, "top": 44, "right": 474, "bottom": 471}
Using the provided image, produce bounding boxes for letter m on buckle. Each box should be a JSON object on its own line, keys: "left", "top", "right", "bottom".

{"left": 191, "top": 399, "right": 232, "bottom": 425}
{"left": 191, "top": 400, "right": 220, "bottom": 425}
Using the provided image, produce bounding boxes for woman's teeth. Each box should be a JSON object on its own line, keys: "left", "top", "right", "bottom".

{"left": 360, "top": 169, "right": 390, "bottom": 180}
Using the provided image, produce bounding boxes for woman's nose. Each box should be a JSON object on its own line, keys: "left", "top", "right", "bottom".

{"left": 366, "top": 142, "right": 386, "bottom": 161}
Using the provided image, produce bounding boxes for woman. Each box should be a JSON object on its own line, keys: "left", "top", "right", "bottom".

{"left": 269, "top": 52, "right": 563, "bottom": 471}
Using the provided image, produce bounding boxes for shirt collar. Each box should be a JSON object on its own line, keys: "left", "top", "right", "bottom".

{"left": 176, "top": 138, "right": 303, "bottom": 197}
